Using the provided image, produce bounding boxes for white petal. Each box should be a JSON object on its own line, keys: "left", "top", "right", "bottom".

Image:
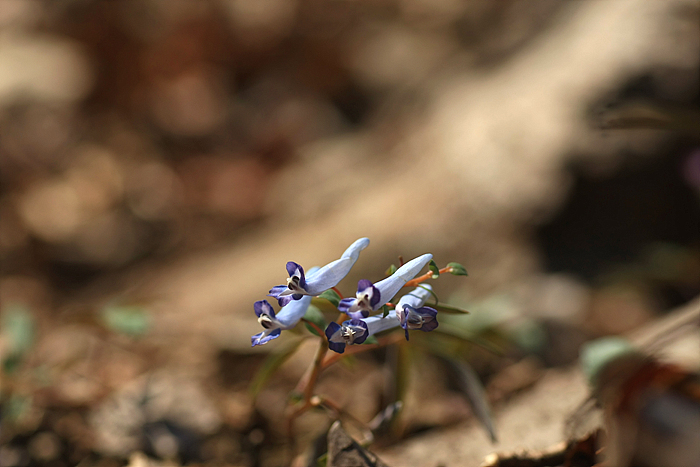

{"left": 304, "top": 239, "right": 370, "bottom": 295}
{"left": 365, "top": 310, "right": 399, "bottom": 335}
{"left": 275, "top": 294, "right": 313, "bottom": 328}
{"left": 373, "top": 254, "right": 432, "bottom": 309}
{"left": 395, "top": 284, "right": 433, "bottom": 311}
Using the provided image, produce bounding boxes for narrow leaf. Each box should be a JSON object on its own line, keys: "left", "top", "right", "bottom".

{"left": 363, "top": 336, "right": 379, "bottom": 345}
{"left": 433, "top": 302, "right": 470, "bottom": 314}
{"left": 311, "top": 297, "right": 343, "bottom": 313}
{"left": 319, "top": 289, "right": 341, "bottom": 308}
{"left": 1, "top": 304, "right": 35, "bottom": 356}
{"left": 303, "top": 305, "right": 327, "bottom": 337}
{"left": 447, "top": 262, "right": 468, "bottom": 276}
{"left": 417, "top": 284, "right": 440, "bottom": 305}
{"left": 101, "top": 305, "right": 150, "bottom": 337}
{"left": 382, "top": 304, "right": 391, "bottom": 318}
{"left": 444, "top": 357, "right": 497, "bottom": 442}
{"left": 428, "top": 260, "right": 440, "bottom": 279}
{"left": 385, "top": 264, "right": 398, "bottom": 276}
{"left": 249, "top": 338, "right": 306, "bottom": 398}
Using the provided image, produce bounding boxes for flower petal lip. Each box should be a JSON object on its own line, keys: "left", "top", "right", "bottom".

{"left": 251, "top": 267, "right": 319, "bottom": 347}
{"left": 325, "top": 322, "right": 346, "bottom": 353}
{"left": 325, "top": 313, "right": 400, "bottom": 353}
{"left": 325, "top": 319, "right": 369, "bottom": 352}
{"left": 395, "top": 284, "right": 438, "bottom": 339}
{"left": 251, "top": 296, "right": 311, "bottom": 347}
{"left": 268, "top": 238, "right": 370, "bottom": 302}
{"left": 339, "top": 280, "right": 380, "bottom": 319}
{"left": 251, "top": 328, "right": 281, "bottom": 346}
{"left": 254, "top": 300, "right": 276, "bottom": 319}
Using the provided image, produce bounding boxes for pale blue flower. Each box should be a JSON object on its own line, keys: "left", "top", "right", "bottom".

{"left": 269, "top": 238, "right": 370, "bottom": 306}
{"left": 325, "top": 310, "right": 400, "bottom": 353}
{"left": 338, "top": 253, "right": 433, "bottom": 319}
{"left": 395, "top": 284, "right": 438, "bottom": 340}
{"left": 252, "top": 266, "right": 320, "bottom": 346}
{"left": 251, "top": 296, "right": 313, "bottom": 346}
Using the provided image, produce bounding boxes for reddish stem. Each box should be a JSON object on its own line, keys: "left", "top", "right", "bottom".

{"left": 321, "top": 334, "right": 404, "bottom": 369}
{"left": 332, "top": 287, "right": 344, "bottom": 299}
{"left": 403, "top": 267, "right": 451, "bottom": 288}
{"left": 301, "top": 318, "right": 324, "bottom": 337}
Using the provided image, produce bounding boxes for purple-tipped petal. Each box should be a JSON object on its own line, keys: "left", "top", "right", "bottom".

{"left": 347, "top": 319, "right": 369, "bottom": 344}
{"left": 338, "top": 297, "right": 370, "bottom": 319}
{"left": 326, "top": 319, "right": 369, "bottom": 352}
{"left": 328, "top": 341, "right": 346, "bottom": 353}
{"left": 337, "top": 298, "right": 354, "bottom": 313}
{"left": 325, "top": 321, "right": 341, "bottom": 340}
{"left": 356, "top": 279, "right": 373, "bottom": 293}
{"left": 338, "top": 280, "right": 379, "bottom": 318}
{"left": 254, "top": 300, "right": 275, "bottom": 319}
{"left": 277, "top": 295, "right": 294, "bottom": 307}
{"left": 416, "top": 306, "right": 437, "bottom": 319}
{"left": 356, "top": 280, "right": 381, "bottom": 308}
{"left": 346, "top": 310, "right": 368, "bottom": 320}
{"left": 399, "top": 305, "right": 438, "bottom": 335}
{"left": 325, "top": 322, "right": 346, "bottom": 354}
{"left": 420, "top": 317, "right": 439, "bottom": 332}
{"left": 251, "top": 328, "right": 281, "bottom": 346}
{"left": 268, "top": 285, "right": 287, "bottom": 298}
{"left": 286, "top": 262, "right": 306, "bottom": 289}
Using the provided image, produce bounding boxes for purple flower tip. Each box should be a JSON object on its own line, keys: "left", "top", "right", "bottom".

{"left": 251, "top": 328, "right": 281, "bottom": 346}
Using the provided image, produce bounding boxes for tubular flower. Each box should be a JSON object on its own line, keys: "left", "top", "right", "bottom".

{"left": 252, "top": 266, "right": 320, "bottom": 347}
{"left": 395, "top": 284, "right": 438, "bottom": 340}
{"left": 338, "top": 253, "right": 433, "bottom": 319}
{"left": 268, "top": 238, "right": 370, "bottom": 307}
{"left": 325, "top": 311, "right": 400, "bottom": 353}
{"left": 251, "top": 297, "right": 312, "bottom": 346}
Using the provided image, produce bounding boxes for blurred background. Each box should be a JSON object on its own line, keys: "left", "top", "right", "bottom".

{"left": 0, "top": 0, "right": 698, "bottom": 466}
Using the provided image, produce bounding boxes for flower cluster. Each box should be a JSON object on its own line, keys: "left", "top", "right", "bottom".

{"left": 251, "top": 237, "right": 442, "bottom": 353}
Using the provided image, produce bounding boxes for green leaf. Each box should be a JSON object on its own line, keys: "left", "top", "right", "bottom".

{"left": 428, "top": 260, "right": 440, "bottom": 279}
{"left": 3, "top": 354, "right": 22, "bottom": 375}
{"left": 363, "top": 336, "right": 379, "bottom": 345}
{"left": 1, "top": 304, "right": 35, "bottom": 357}
{"left": 303, "top": 305, "right": 327, "bottom": 337}
{"left": 288, "top": 391, "right": 304, "bottom": 404}
{"left": 101, "top": 305, "right": 150, "bottom": 337}
{"left": 444, "top": 357, "right": 497, "bottom": 443}
{"left": 311, "top": 296, "right": 341, "bottom": 313}
{"left": 433, "top": 302, "right": 470, "bottom": 314}
{"left": 381, "top": 304, "right": 391, "bottom": 318}
{"left": 4, "top": 394, "right": 33, "bottom": 424}
{"left": 318, "top": 289, "right": 341, "bottom": 308}
{"left": 447, "top": 262, "right": 468, "bottom": 276}
{"left": 316, "top": 452, "right": 328, "bottom": 467}
{"left": 249, "top": 338, "right": 306, "bottom": 398}
{"left": 417, "top": 284, "right": 440, "bottom": 305}
{"left": 385, "top": 264, "right": 398, "bottom": 275}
